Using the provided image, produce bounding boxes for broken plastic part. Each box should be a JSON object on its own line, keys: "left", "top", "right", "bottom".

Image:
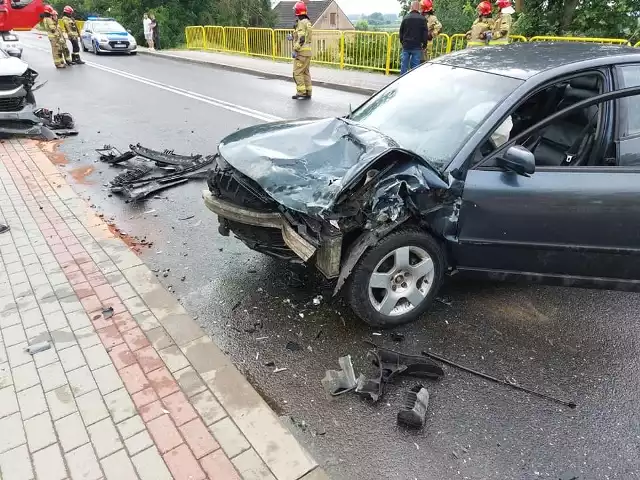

{"left": 356, "top": 343, "right": 444, "bottom": 403}
{"left": 130, "top": 143, "right": 202, "bottom": 166}
{"left": 25, "top": 341, "right": 52, "bottom": 355}
{"left": 397, "top": 385, "right": 429, "bottom": 428}
{"left": 321, "top": 355, "right": 357, "bottom": 396}
{"left": 371, "top": 343, "right": 444, "bottom": 381}
{"left": 111, "top": 165, "right": 153, "bottom": 187}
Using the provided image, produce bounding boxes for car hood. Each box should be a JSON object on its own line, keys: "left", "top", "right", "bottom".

{"left": 218, "top": 117, "right": 428, "bottom": 214}
{"left": 0, "top": 56, "right": 27, "bottom": 76}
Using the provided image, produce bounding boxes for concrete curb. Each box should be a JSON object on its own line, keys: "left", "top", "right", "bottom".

{"left": 24, "top": 139, "right": 328, "bottom": 480}
{"left": 136, "top": 49, "right": 380, "bottom": 96}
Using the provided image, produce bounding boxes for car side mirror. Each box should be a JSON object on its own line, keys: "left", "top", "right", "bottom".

{"left": 496, "top": 145, "right": 535, "bottom": 176}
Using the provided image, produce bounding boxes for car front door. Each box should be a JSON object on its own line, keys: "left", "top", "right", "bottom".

{"left": 81, "top": 22, "right": 91, "bottom": 49}
{"left": 453, "top": 83, "right": 640, "bottom": 290}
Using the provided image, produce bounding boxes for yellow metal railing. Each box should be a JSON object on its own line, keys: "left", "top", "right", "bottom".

{"left": 247, "top": 27, "right": 274, "bottom": 59}
{"left": 184, "top": 26, "right": 640, "bottom": 75}
{"left": 204, "top": 25, "right": 225, "bottom": 51}
{"left": 529, "top": 35, "right": 630, "bottom": 45}
{"left": 312, "top": 30, "right": 343, "bottom": 67}
{"left": 224, "top": 26, "right": 248, "bottom": 54}
{"left": 185, "top": 26, "right": 205, "bottom": 50}
{"left": 274, "top": 29, "right": 294, "bottom": 60}
{"left": 342, "top": 31, "right": 390, "bottom": 73}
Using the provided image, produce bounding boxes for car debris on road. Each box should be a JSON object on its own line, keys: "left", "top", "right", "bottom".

{"left": 321, "top": 355, "right": 357, "bottom": 396}
{"left": 96, "top": 144, "right": 213, "bottom": 201}
{"left": 0, "top": 54, "right": 76, "bottom": 139}
{"left": 397, "top": 385, "right": 430, "bottom": 428}
{"left": 422, "top": 350, "right": 577, "bottom": 409}
{"left": 356, "top": 343, "right": 444, "bottom": 402}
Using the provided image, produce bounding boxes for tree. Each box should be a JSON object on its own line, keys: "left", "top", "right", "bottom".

{"left": 367, "top": 12, "right": 386, "bottom": 25}
{"left": 355, "top": 19, "right": 370, "bottom": 30}
{"left": 398, "top": 0, "right": 640, "bottom": 39}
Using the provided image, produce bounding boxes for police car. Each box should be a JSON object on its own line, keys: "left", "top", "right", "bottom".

{"left": 80, "top": 17, "right": 137, "bottom": 55}
{"left": 0, "top": 32, "right": 23, "bottom": 58}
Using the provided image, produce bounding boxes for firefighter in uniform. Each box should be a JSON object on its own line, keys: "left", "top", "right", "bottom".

{"left": 42, "top": 5, "right": 66, "bottom": 68}
{"left": 54, "top": 10, "right": 73, "bottom": 66}
{"left": 291, "top": 1, "right": 312, "bottom": 100}
{"left": 488, "top": 0, "right": 514, "bottom": 45}
{"left": 61, "top": 6, "right": 85, "bottom": 65}
{"left": 466, "top": 1, "right": 493, "bottom": 48}
{"left": 420, "top": 0, "right": 441, "bottom": 62}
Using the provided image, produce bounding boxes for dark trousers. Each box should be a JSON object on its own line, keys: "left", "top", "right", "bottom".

{"left": 69, "top": 36, "right": 80, "bottom": 53}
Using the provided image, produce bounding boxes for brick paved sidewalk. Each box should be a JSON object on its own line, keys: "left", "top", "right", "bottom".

{"left": 0, "top": 140, "right": 323, "bottom": 480}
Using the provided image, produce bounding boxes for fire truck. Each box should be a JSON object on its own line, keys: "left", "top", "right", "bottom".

{"left": 0, "top": 0, "right": 46, "bottom": 58}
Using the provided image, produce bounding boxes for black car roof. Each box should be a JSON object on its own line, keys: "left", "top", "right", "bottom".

{"left": 433, "top": 42, "right": 640, "bottom": 80}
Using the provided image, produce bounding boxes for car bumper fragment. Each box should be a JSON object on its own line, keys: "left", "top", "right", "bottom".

{"left": 202, "top": 190, "right": 317, "bottom": 262}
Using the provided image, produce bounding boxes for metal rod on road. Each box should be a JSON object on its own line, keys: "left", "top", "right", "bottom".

{"left": 421, "top": 350, "right": 577, "bottom": 409}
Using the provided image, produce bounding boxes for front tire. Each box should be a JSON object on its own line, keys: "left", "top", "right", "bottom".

{"left": 346, "top": 228, "right": 446, "bottom": 328}
{"left": 94, "top": 42, "right": 101, "bottom": 55}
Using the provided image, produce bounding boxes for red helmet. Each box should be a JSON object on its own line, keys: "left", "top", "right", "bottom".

{"left": 63, "top": 5, "right": 73, "bottom": 14}
{"left": 52, "top": 9, "right": 58, "bottom": 16}
{"left": 293, "top": 1, "right": 307, "bottom": 16}
{"left": 421, "top": 0, "right": 433, "bottom": 11}
{"left": 477, "top": 1, "right": 492, "bottom": 15}
{"left": 43, "top": 5, "right": 54, "bottom": 14}
{"left": 496, "top": 0, "right": 511, "bottom": 8}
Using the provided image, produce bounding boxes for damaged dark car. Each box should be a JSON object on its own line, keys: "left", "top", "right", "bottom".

{"left": 204, "top": 42, "right": 640, "bottom": 327}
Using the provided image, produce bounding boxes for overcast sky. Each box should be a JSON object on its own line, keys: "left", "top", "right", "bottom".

{"left": 339, "top": 0, "right": 400, "bottom": 15}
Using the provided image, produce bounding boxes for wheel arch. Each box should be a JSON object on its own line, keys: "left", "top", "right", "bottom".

{"left": 332, "top": 216, "right": 449, "bottom": 296}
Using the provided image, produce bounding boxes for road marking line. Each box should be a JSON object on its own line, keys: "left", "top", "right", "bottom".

{"left": 23, "top": 43, "right": 284, "bottom": 123}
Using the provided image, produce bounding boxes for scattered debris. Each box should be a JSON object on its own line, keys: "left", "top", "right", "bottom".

{"left": 102, "top": 307, "right": 114, "bottom": 319}
{"left": 397, "top": 385, "right": 429, "bottom": 428}
{"left": 321, "top": 355, "right": 357, "bottom": 396}
{"left": 99, "top": 144, "right": 214, "bottom": 202}
{"left": 356, "top": 343, "right": 444, "bottom": 403}
{"left": 264, "top": 361, "right": 275, "bottom": 367}
{"left": 256, "top": 336, "right": 269, "bottom": 341}
{"left": 436, "top": 297, "right": 452, "bottom": 306}
{"left": 273, "top": 367, "right": 288, "bottom": 373}
{"left": 95, "top": 145, "right": 136, "bottom": 164}
{"left": 312, "top": 295, "right": 323, "bottom": 306}
{"left": 422, "top": 351, "right": 577, "bottom": 409}
{"left": 372, "top": 332, "right": 382, "bottom": 336}
{"left": 391, "top": 332, "right": 405, "bottom": 342}
{"left": 286, "top": 341, "right": 302, "bottom": 352}
{"left": 25, "top": 341, "right": 52, "bottom": 355}
{"left": 178, "top": 215, "right": 195, "bottom": 221}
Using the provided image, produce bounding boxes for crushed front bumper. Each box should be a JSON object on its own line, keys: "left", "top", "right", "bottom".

{"left": 203, "top": 190, "right": 343, "bottom": 278}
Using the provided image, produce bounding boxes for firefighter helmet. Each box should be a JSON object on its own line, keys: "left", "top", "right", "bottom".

{"left": 421, "top": 0, "right": 433, "bottom": 12}
{"left": 496, "top": 0, "right": 512, "bottom": 8}
{"left": 63, "top": 5, "right": 73, "bottom": 14}
{"left": 43, "top": 5, "right": 55, "bottom": 15}
{"left": 477, "top": 1, "right": 492, "bottom": 15}
{"left": 293, "top": 1, "right": 307, "bottom": 16}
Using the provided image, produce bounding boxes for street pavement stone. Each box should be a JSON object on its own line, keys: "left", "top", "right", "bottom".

{"left": 55, "top": 412, "right": 90, "bottom": 453}
{"left": 65, "top": 443, "right": 103, "bottom": 480}
{"left": 32, "top": 443, "right": 66, "bottom": 480}
{"left": 24, "top": 411, "right": 56, "bottom": 453}
{"left": 0, "top": 444, "right": 34, "bottom": 480}
{"left": 0, "top": 140, "right": 319, "bottom": 480}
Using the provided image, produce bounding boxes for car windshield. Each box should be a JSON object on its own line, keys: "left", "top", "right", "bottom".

{"left": 349, "top": 63, "right": 523, "bottom": 171}
{"left": 92, "top": 21, "right": 125, "bottom": 33}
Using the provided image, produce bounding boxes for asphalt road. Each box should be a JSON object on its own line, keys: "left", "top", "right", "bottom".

{"left": 19, "top": 34, "right": 640, "bottom": 480}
